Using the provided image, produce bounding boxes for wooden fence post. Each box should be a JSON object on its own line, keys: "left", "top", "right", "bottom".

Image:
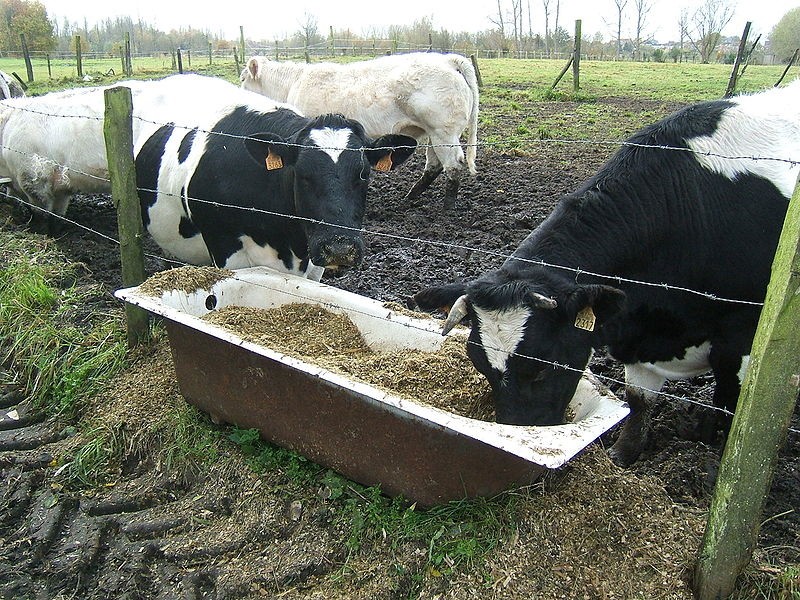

{"left": 776, "top": 48, "right": 799, "bottom": 87}
{"left": 694, "top": 175, "right": 800, "bottom": 598}
{"left": 103, "top": 86, "right": 149, "bottom": 347}
{"left": 550, "top": 55, "right": 573, "bottom": 90}
{"left": 725, "top": 21, "right": 751, "bottom": 97}
{"left": 239, "top": 25, "right": 245, "bottom": 64}
{"left": 19, "top": 33, "right": 33, "bottom": 82}
{"left": 470, "top": 54, "right": 483, "bottom": 88}
{"left": 75, "top": 35, "right": 83, "bottom": 78}
{"left": 573, "top": 20, "right": 581, "bottom": 92}
{"left": 124, "top": 31, "right": 132, "bottom": 76}
{"left": 177, "top": 48, "right": 183, "bottom": 74}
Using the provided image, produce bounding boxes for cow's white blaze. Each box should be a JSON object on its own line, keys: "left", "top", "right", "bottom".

{"left": 473, "top": 305, "right": 531, "bottom": 372}
{"left": 309, "top": 127, "right": 353, "bottom": 163}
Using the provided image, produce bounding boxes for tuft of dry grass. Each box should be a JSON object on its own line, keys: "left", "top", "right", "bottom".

{"left": 138, "top": 265, "right": 234, "bottom": 296}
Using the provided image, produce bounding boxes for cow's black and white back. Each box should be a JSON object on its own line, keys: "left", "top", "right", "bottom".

{"left": 415, "top": 80, "right": 800, "bottom": 466}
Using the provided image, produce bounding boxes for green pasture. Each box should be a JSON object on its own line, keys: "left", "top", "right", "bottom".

{"left": 0, "top": 54, "right": 789, "bottom": 101}
{"left": 1, "top": 54, "right": 791, "bottom": 155}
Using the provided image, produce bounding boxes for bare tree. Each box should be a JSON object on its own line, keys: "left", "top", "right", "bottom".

{"left": 527, "top": 0, "right": 534, "bottom": 38}
{"left": 297, "top": 12, "right": 319, "bottom": 48}
{"left": 686, "top": 0, "right": 735, "bottom": 63}
{"left": 678, "top": 8, "right": 690, "bottom": 62}
{"left": 632, "top": 0, "right": 653, "bottom": 60}
{"left": 613, "top": 0, "right": 628, "bottom": 58}
{"left": 510, "top": 0, "right": 523, "bottom": 56}
{"left": 553, "top": 0, "right": 561, "bottom": 54}
{"left": 490, "top": 0, "right": 508, "bottom": 52}
{"left": 542, "top": 0, "right": 552, "bottom": 56}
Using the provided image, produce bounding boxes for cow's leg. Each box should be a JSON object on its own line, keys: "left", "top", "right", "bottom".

{"left": 442, "top": 166, "right": 462, "bottom": 210}
{"left": 608, "top": 364, "right": 664, "bottom": 467}
{"left": 17, "top": 187, "right": 55, "bottom": 235}
{"left": 608, "top": 386, "right": 651, "bottom": 467}
{"left": 45, "top": 191, "right": 72, "bottom": 235}
{"left": 405, "top": 144, "right": 443, "bottom": 202}
{"left": 698, "top": 347, "right": 747, "bottom": 444}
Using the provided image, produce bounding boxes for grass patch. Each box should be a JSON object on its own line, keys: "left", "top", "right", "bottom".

{"left": 0, "top": 230, "right": 127, "bottom": 417}
{"left": 228, "top": 426, "right": 517, "bottom": 575}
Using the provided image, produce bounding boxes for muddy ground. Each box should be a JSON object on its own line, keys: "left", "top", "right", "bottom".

{"left": 1, "top": 97, "right": 798, "bottom": 599}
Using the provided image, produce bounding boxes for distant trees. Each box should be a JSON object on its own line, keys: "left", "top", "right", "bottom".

{"left": 612, "top": 0, "right": 627, "bottom": 58}
{"left": 0, "top": 0, "right": 53, "bottom": 52}
{"left": 770, "top": 7, "right": 800, "bottom": 63}
{"left": 686, "top": 0, "right": 735, "bottom": 63}
{"left": 0, "top": 0, "right": 772, "bottom": 65}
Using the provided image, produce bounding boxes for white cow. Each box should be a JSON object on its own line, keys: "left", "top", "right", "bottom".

{"left": 0, "top": 75, "right": 269, "bottom": 233}
{"left": 241, "top": 52, "right": 479, "bottom": 208}
{"left": 0, "top": 78, "right": 155, "bottom": 232}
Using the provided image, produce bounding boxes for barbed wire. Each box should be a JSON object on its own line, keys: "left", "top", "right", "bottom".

{"left": 1, "top": 99, "right": 797, "bottom": 306}
{"left": 2, "top": 186, "right": 798, "bottom": 438}
{"left": 2, "top": 101, "right": 799, "bottom": 168}
{"left": 1, "top": 94, "right": 798, "bottom": 436}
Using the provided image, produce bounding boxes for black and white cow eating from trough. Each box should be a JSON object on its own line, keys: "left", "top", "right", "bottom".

{"left": 0, "top": 74, "right": 416, "bottom": 277}
{"left": 240, "top": 52, "right": 479, "bottom": 209}
{"left": 414, "top": 81, "right": 800, "bottom": 466}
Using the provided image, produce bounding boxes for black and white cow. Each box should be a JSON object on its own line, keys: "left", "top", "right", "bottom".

{"left": 0, "top": 74, "right": 415, "bottom": 275}
{"left": 414, "top": 81, "right": 800, "bottom": 466}
{"left": 133, "top": 75, "right": 415, "bottom": 278}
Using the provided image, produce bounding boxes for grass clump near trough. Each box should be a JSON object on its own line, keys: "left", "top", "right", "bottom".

{"left": 0, "top": 230, "right": 126, "bottom": 417}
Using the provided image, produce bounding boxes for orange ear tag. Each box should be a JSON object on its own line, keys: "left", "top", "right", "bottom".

{"left": 265, "top": 149, "right": 283, "bottom": 170}
{"left": 375, "top": 153, "right": 393, "bottom": 172}
{"left": 574, "top": 306, "right": 596, "bottom": 331}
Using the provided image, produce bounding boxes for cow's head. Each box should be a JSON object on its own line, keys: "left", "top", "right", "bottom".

{"left": 244, "top": 115, "right": 416, "bottom": 271}
{"left": 414, "top": 268, "right": 625, "bottom": 425}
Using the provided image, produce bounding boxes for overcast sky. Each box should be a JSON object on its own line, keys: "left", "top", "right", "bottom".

{"left": 41, "top": 1, "right": 798, "bottom": 45}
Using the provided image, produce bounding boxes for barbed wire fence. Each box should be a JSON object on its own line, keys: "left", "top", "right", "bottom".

{"left": 0, "top": 99, "right": 798, "bottom": 437}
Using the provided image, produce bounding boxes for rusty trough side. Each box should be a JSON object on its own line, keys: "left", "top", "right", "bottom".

{"left": 164, "top": 321, "right": 545, "bottom": 506}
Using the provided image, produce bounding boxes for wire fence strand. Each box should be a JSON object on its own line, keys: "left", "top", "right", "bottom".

{"left": 0, "top": 100, "right": 798, "bottom": 436}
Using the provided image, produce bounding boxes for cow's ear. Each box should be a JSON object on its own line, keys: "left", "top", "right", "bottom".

{"left": 413, "top": 282, "right": 468, "bottom": 313}
{"left": 244, "top": 132, "right": 299, "bottom": 171}
{"left": 566, "top": 284, "right": 625, "bottom": 330}
{"left": 366, "top": 135, "right": 417, "bottom": 171}
{"left": 246, "top": 57, "right": 260, "bottom": 79}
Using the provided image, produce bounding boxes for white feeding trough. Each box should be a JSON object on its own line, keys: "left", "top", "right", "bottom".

{"left": 115, "top": 266, "right": 629, "bottom": 505}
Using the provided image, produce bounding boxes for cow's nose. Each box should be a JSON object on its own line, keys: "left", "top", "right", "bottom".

{"left": 314, "top": 236, "right": 364, "bottom": 269}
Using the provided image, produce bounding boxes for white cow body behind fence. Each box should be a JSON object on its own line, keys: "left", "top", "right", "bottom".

{"left": 241, "top": 52, "right": 479, "bottom": 207}
{"left": 0, "top": 75, "right": 287, "bottom": 232}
